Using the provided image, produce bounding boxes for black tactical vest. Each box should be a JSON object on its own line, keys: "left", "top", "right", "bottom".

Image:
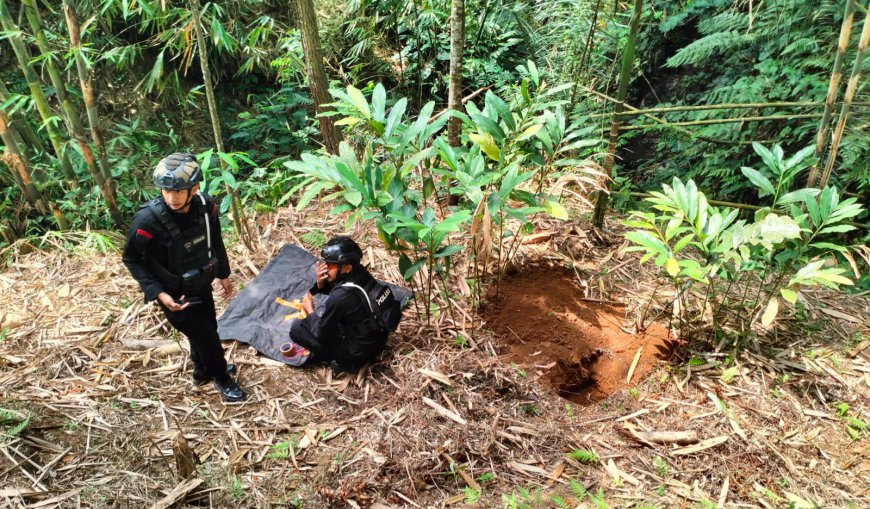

{"left": 144, "top": 196, "right": 217, "bottom": 293}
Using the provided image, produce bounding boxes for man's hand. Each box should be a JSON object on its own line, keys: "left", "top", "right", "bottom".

{"left": 158, "top": 292, "right": 190, "bottom": 312}
{"left": 220, "top": 278, "right": 234, "bottom": 299}
{"left": 302, "top": 292, "right": 315, "bottom": 315}
{"left": 315, "top": 261, "right": 329, "bottom": 289}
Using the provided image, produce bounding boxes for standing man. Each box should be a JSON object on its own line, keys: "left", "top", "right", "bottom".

{"left": 289, "top": 237, "right": 389, "bottom": 372}
{"left": 122, "top": 153, "right": 246, "bottom": 402}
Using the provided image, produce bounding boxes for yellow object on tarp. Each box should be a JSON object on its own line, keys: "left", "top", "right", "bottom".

{"left": 275, "top": 297, "right": 307, "bottom": 320}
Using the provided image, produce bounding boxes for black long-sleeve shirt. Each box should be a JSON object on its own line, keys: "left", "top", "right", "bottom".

{"left": 122, "top": 194, "right": 230, "bottom": 302}
{"left": 290, "top": 266, "right": 387, "bottom": 365}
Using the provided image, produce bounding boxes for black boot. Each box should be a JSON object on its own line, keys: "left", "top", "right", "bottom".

{"left": 193, "top": 363, "right": 237, "bottom": 386}
{"left": 213, "top": 376, "right": 246, "bottom": 402}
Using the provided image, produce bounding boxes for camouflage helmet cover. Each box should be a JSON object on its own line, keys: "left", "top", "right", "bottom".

{"left": 152, "top": 153, "right": 202, "bottom": 190}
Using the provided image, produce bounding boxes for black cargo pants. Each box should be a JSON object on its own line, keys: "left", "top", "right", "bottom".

{"left": 159, "top": 290, "right": 228, "bottom": 378}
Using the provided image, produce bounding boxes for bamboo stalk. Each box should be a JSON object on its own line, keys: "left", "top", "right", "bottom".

{"left": 61, "top": 0, "right": 113, "bottom": 185}
{"left": 581, "top": 87, "right": 771, "bottom": 145}
{"left": 190, "top": 0, "right": 254, "bottom": 250}
{"left": 446, "top": 0, "right": 465, "bottom": 146}
{"left": 0, "top": 111, "right": 69, "bottom": 229}
{"left": 808, "top": 0, "right": 857, "bottom": 188}
{"left": 818, "top": 6, "right": 870, "bottom": 189}
{"left": 61, "top": 0, "right": 124, "bottom": 229}
{"left": 569, "top": 0, "right": 603, "bottom": 108}
{"left": 23, "top": 0, "right": 84, "bottom": 136}
{"left": 591, "top": 0, "right": 643, "bottom": 228}
{"left": 0, "top": 80, "right": 47, "bottom": 157}
{"left": 587, "top": 101, "right": 870, "bottom": 118}
{"left": 0, "top": 0, "right": 77, "bottom": 186}
{"left": 621, "top": 113, "right": 822, "bottom": 130}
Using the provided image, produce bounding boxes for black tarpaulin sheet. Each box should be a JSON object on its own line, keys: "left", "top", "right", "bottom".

{"left": 217, "top": 243, "right": 411, "bottom": 365}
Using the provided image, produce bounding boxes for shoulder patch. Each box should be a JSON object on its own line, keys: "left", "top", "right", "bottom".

{"left": 136, "top": 228, "right": 154, "bottom": 239}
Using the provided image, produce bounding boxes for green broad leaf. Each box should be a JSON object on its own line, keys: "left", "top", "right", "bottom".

{"left": 819, "top": 187, "right": 834, "bottom": 219}
{"left": 809, "top": 242, "right": 848, "bottom": 253}
{"left": 758, "top": 213, "right": 801, "bottom": 243}
{"left": 740, "top": 167, "right": 775, "bottom": 197}
{"left": 815, "top": 269, "right": 853, "bottom": 287}
{"left": 219, "top": 150, "right": 242, "bottom": 170}
{"left": 665, "top": 258, "right": 680, "bottom": 277}
{"left": 384, "top": 97, "right": 407, "bottom": 139}
{"left": 805, "top": 197, "right": 822, "bottom": 227}
{"left": 818, "top": 224, "right": 856, "bottom": 235}
{"left": 536, "top": 126, "right": 554, "bottom": 156}
{"left": 469, "top": 132, "right": 500, "bottom": 161}
{"left": 526, "top": 60, "right": 540, "bottom": 87}
{"left": 344, "top": 190, "right": 362, "bottom": 207}
{"left": 777, "top": 188, "right": 819, "bottom": 205}
{"left": 752, "top": 143, "right": 782, "bottom": 175}
{"left": 422, "top": 177, "right": 435, "bottom": 201}
{"left": 784, "top": 145, "right": 815, "bottom": 170}
{"left": 371, "top": 83, "right": 386, "bottom": 123}
{"left": 516, "top": 123, "right": 543, "bottom": 141}
{"left": 542, "top": 200, "right": 569, "bottom": 220}
{"left": 435, "top": 244, "right": 464, "bottom": 258}
{"left": 470, "top": 113, "right": 506, "bottom": 142}
{"left": 346, "top": 85, "right": 370, "bottom": 118}
{"left": 622, "top": 219, "right": 656, "bottom": 229}
{"left": 625, "top": 231, "right": 670, "bottom": 257}
{"left": 557, "top": 138, "right": 602, "bottom": 153}
{"left": 335, "top": 116, "right": 363, "bottom": 126}
{"left": 673, "top": 233, "right": 695, "bottom": 254}
{"left": 485, "top": 91, "right": 515, "bottom": 131}
{"left": 780, "top": 288, "right": 798, "bottom": 304}
{"left": 329, "top": 203, "right": 353, "bottom": 215}
{"left": 221, "top": 170, "right": 237, "bottom": 189}
{"left": 296, "top": 181, "right": 332, "bottom": 210}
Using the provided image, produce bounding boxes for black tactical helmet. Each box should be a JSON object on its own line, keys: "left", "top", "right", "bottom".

{"left": 320, "top": 236, "right": 362, "bottom": 265}
{"left": 152, "top": 153, "right": 202, "bottom": 190}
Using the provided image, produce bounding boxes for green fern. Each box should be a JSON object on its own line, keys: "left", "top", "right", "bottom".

{"left": 589, "top": 488, "right": 610, "bottom": 509}
{"left": 566, "top": 448, "right": 599, "bottom": 463}
{"left": 569, "top": 477, "right": 587, "bottom": 498}
{"left": 464, "top": 486, "right": 481, "bottom": 505}
{"left": 551, "top": 494, "right": 569, "bottom": 508}
{"left": 698, "top": 12, "right": 749, "bottom": 35}
{"left": 1, "top": 409, "right": 30, "bottom": 442}
{"left": 666, "top": 31, "right": 755, "bottom": 67}
{"left": 266, "top": 439, "right": 297, "bottom": 459}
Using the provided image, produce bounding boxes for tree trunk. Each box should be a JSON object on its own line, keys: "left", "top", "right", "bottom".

{"left": 61, "top": 0, "right": 113, "bottom": 184}
{"left": 807, "top": 0, "right": 856, "bottom": 188}
{"left": 0, "top": 112, "right": 70, "bottom": 229}
{"left": 447, "top": 0, "right": 465, "bottom": 146}
{"left": 0, "top": 0, "right": 77, "bottom": 187}
{"left": 818, "top": 7, "right": 870, "bottom": 190}
{"left": 294, "top": 0, "right": 341, "bottom": 154}
{"left": 190, "top": 0, "right": 254, "bottom": 250}
{"left": 61, "top": 0, "right": 124, "bottom": 229}
{"left": 591, "top": 0, "right": 643, "bottom": 228}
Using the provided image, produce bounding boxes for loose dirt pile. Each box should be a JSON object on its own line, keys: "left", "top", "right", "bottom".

{"left": 482, "top": 265, "right": 673, "bottom": 403}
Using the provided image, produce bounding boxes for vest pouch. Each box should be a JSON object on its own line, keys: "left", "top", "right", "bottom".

{"left": 180, "top": 257, "right": 217, "bottom": 293}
